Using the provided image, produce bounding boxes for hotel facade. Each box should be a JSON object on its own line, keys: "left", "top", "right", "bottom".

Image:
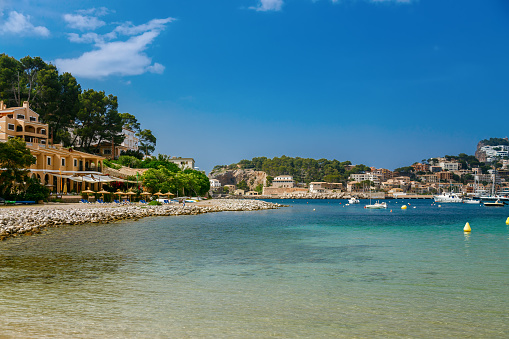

{"left": 0, "top": 101, "right": 114, "bottom": 193}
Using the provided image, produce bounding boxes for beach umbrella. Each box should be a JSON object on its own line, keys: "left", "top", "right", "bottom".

{"left": 154, "top": 191, "right": 165, "bottom": 196}
{"left": 97, "top": 189, "right": 109, "bottom": 200}
{"left": 63, "top": 182, "right": 68, "bottom": 195}
{"left": 125, "top": 190, "right": 136, "bottom": 201}
{"left": 81, "top": 189, "right": 95, "bottom": 194}
{"left": 141, "top": 191, "right": 152, "bottom": 196}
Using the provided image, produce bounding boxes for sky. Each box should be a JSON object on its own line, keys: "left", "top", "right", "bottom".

{"left": 1, "top": 0, "right": 509, "bottom": 173}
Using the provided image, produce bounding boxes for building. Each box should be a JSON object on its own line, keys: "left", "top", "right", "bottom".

{"left": 0, "top": 101, "right": 107, "bottom": 193}
{"left": 349, "top": 173, "right": 381, "bottom": 185}
{"left": 0, "top": 101, "right": 48, "bottom": 144}
{"left": 209, "top": 179, "right": 221, "bottom": 190}
{"left": 169, "top": 157, "right": 195, "bottom": 170}
{"left": 438, "top": 161, "right": 461, "bottom": 171}
{"left": 480, "top": 145, "right": 509, "bottom": 162}
{"left": 411, "top": 163, "right": 429, "bottom": 173}
{"left": 370, "top": 167, "right": 393, "bottom": 181}
{"left": 121, "top": 128, "right": 139, "bottom": 151}
{"left": 272, "top": 175, "right": 295, "bottom": 188}
{"left": 437, "top": 171, "right": 453, "bottom": 181}
{"left": 309, "top": 182, "right": 343, "bottom": 193}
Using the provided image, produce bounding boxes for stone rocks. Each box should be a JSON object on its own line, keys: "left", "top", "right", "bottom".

{"left": 0, "top": 199, "right": 284, "bottom": 240}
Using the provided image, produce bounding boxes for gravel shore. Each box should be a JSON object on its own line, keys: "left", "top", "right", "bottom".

{"left": 0, "top": 199, "right": 285, "bottom": 240}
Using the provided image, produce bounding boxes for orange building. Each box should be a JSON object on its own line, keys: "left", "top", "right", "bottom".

{"left": 0, "top": 101, "right": 111, "bottom": 193}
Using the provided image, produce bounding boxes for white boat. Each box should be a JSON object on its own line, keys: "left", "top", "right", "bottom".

{"left": 433, "top": 192, "right": 463, "bottom": 203}
{"left": 365, "top": 201, "right": 387, "bottom": 209}
{"left": 463, "top": 198, "right": 481, "bottom": 204}
{"left": 348, "top": 197, "right": 360, "bottom": 204}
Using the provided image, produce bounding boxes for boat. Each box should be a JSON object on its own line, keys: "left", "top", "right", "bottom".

{"left": 348, "top": 197, "right": 360, "bottom": 204}
{"left": 365, "top": 201, "right": 387, "bottom": 209}
{"left": 463, "top": 198, "right": 481, "bottom": 204}
{"left": 484, "top": 200, "right": 505, "bottom": 207}
{"left": 433, "top": 192, "right": 463, "bottom": 203}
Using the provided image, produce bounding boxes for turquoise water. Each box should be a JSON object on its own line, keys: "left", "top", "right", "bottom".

{"left": 1, "top": 200, "right": 508, "bottom": 338}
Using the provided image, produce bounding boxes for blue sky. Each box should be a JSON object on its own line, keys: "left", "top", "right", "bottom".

{"left": 1, "top": 0, "right": 509, "bottom": 172}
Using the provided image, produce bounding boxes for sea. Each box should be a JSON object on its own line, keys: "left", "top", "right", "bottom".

{"left": 1, "top": 199, "right": 508, "bottom": 338}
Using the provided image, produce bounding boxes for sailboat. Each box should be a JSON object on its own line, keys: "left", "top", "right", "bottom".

{"left": 365, "top": 188, "right": 387, "bottom": 209}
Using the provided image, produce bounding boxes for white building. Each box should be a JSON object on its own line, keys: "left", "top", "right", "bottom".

{"left": 169, "top": 157, "right": 195, "bottom": 170}
{"left": 272, "top": 175, "right": 295, "bottom": 188}
{"left": 349, "top": 173, "right": 381, "bottom": 185}
{"left": 209, "top": 179, "right": 221, "bottom": 189}
{"left": 121, "top": 128, "right": 139, "bottom": 151}
{"left": 438, "top": 162, "right": 461, "bottom": 171}
{"left": 481, "top": 145, "right": 509, "bottom": 162}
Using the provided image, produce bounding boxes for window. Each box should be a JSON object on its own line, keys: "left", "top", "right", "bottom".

{"left": 7, "top": 114, "right": 13, "bottom": 119}
{"left": 47, "top": 157, "right": 51, "bottom": 166}
{"left": 30, "top": 116, "right": 37, "bottom": 122}
{"left": 41, "top": 140, "right": 46, "bottom": 144}
{"left": 33, "top": 156, "right": 37, "bottom": 164}
{"left": 40, "top": 129, "right": 46, "bottom": 135}
{"left": 74, "top": 159, "right": 77, "bottom": 167}
{"left": 61, "top": 158, "right": 65, "bottom": 166}
{"left": 103, "top": 149, "right": 111, "bottom": 155}
{"left": 17, "top": 114, "right": 25, "bottom": 119}
{"left": 16, "top": 126, "right": 22, "bottom": 132}
{"left": 8, "top": 124, "right": 14, "bottom": 131}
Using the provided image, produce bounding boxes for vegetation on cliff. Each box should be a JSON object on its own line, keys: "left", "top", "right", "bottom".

{"left": 479, "top": 137, "right": 509, "bottom": 146}
{"left": 212, "top": 156, "right": 370, "bottom": 184}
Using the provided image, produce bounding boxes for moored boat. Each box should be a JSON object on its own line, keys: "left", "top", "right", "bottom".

{"left": 433, "top": 192, "right": 463, "bottom": 203}
{"left": 365, "top": 201, "right": 387, "bottom": 209}
{"left": 348, "top": 197, "right": 360, "bottom": 204}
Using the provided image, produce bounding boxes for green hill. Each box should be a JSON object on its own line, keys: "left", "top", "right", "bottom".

{"left": 212, "top": 156, "right": 370, "bottom": 184}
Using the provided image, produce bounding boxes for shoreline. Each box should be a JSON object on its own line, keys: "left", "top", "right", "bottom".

{"left": 0, "top": 199, "right": 285, "bottom": 241}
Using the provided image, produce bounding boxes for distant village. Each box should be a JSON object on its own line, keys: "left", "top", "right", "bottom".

{"left": 208, "top": 141, "right": 509, "bottom": 199}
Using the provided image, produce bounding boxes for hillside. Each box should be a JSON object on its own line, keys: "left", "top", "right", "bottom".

{"left": 211, "top": 156, "right": 370, "bottom": 184}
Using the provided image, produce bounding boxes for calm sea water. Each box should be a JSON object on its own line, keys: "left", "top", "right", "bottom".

{"left": 1, "top": 200, "right": 508, "bottom": 338}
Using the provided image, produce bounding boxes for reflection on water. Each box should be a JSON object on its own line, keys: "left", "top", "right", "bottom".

{"left": 0, "top": 200, "right": 508, "bottom": 338}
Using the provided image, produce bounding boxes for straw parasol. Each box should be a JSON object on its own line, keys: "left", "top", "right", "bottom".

{"left": 141, "top": 191, "right": 152, "bottom": 196}
{"left": 97, "top": 189, "right": 109, "bottom": 200}
{"left": 81, "top": 189, "right": 95, "bottom": 194}
{"left": 125, "top": 190, "right": 136, "bottom": 201}
{"left": 153, "top": 191, "right": 165, "bottom": 196}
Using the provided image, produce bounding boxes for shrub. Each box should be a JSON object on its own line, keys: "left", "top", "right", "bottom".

{"left": 148, "top": 200, "right": 162, "bottom": 206}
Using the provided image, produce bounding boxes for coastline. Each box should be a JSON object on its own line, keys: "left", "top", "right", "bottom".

{"left": 0, "top": 199, "right": 285, "bottom": 240}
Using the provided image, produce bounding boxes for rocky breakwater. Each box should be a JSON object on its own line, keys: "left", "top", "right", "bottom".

{"left": 0, "top": 200, "right": 285, "bottom": 240}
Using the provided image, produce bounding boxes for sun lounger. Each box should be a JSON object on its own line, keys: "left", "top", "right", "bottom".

{"left": 114, "top": 199, "right": 121, "bottom": 204}
{"left": 139, "top": 200, "right": 147, "bottom": 204}
{"left": 80, "top": 199, "right": 90, "bottom": 203}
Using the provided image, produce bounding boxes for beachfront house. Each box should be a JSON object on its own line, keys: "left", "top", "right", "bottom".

{"left": 0, "top": 101, "right": 110, "bottom": 193}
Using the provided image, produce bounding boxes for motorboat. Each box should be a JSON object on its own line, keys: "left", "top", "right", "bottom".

{"left": 433, "top": 192, "right": 463, "bottom": 203}
{"left": 365, "top": 201, "right": 387, "bottom": 209}
{"left": 463, "top": 198, "right": 481, "bottom": 204}
{"left": 348, "top": 197, "right": 360, "bottom": 204}
{"left": 484, "top": 200, "right": 505, "bottom": 207}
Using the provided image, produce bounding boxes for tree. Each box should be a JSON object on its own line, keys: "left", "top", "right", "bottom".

{"left": 237, "top": 180, "right": 248, "bottom": 191}
{"left": 119, "top": 112, "right": 141, "bottom": 132}
{"left": 0, "top": 138, "right": 36, "bottom": 198}
{"left": 73, "top": 89, "right": 123, "bottom": 151}
{"left": 138, "top": 129, "right": 157, "bottom": 156}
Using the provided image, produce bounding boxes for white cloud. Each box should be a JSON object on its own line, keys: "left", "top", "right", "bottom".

{"left": 250, "top": 0, "right": 284, "bottom": 11}
{"left": 55, "top": 18, "right": 174, "bottom": 79}
{"left": 63, "top": 13, "right": 105, "bottom": 30}
{"left": 0, "top": 11, "right": 49, "bottom": 36}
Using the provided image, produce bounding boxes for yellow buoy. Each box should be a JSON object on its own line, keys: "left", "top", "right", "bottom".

{"left": 401, "top": 205, "right": 407, "bottom": 210}
{"left": 506, "top": 217, "right": 509, "bottom": 225}
{"left": 464, "top": 222, "right": 471, "bottom": 232}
